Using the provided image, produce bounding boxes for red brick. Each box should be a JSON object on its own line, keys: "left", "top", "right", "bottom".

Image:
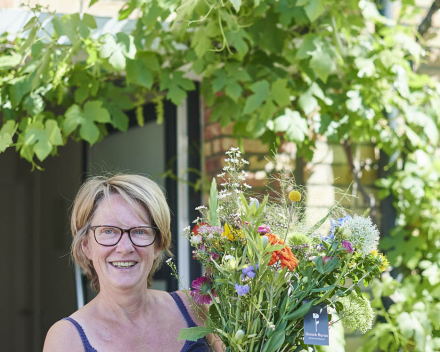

{"left": 221, "top": 124, "right": 234, "bottom": 135}
{"left": 204, "top": 141, "right": 212, "bottom": 157}
{"left": 205, "top": 123, "right": 222, "bottom": 140}
{"left": 205, "top": 155, "right": 223, "bottom": 175}
{"left": 212, "top": 138, "right": 222, "bottom": 154}
{"left": 222, "top": 137, "right": 239, "bottom": 152}
{"left": 242, "top": 139, "right": 270, "bottom": 154}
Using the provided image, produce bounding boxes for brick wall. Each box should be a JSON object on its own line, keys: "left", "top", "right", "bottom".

{"left": 203, "top": 101, "right": 381, "bottom": 226}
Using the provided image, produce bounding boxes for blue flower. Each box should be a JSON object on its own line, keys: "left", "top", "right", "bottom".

{"left": 327, "top": 215, "right": 352, "bottom": 240}
{"left": 235, "top": 284, "right": 250, "bottom": 296}
{"left": 241, "top": 264, "right": 259, "bottom": 279}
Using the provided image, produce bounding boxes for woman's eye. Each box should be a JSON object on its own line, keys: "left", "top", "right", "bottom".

{"left": 103, "top": 228, "right": 117, "bottom": 234}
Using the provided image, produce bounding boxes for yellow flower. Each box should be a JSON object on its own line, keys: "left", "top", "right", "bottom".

{"left": 222, "top": 223, "right": 245, "bottom": 242}
{"left": 223, "top": 223, "right": 235, "bottom": 241}
{"left": 371, "top": 250, "right": 389, "bottom": 271}
{"left": 288, "top": 190, "right": 301, "bottom": 202}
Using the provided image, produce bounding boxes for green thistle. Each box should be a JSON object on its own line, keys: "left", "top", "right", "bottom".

{"left": 286, "top": 232, "right": 312, "bottom": 246}
{"left": 340, "top": 293, "right": 375, "bottom": 334}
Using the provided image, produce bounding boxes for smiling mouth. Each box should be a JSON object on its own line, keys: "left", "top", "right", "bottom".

{"left": 110, "top": 261, "right": 138, "bottom": 268}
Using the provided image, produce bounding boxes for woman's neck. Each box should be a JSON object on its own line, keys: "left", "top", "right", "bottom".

{"left": 94, "top": 286, "right": 154, "bottom": 323}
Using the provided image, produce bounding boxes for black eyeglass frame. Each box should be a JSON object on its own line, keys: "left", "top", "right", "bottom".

{"left": 89, "top": 225, "right": 159, "bottom": 247}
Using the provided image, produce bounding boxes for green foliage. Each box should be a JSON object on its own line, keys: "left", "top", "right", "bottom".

{"left": 1, "top": 0, "right": 439, "bottom": 166}
{"left": 366, "top": 153, "right": 440, "bottom": 352}
{"left": 0, "top": 1, "right": 439, "bottom": 348}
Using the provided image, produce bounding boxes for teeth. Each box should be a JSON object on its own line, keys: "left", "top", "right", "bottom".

{"left": 112, "top": 261, "right": 136, "bottom": 268}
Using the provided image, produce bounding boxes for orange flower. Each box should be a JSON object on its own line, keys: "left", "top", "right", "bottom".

{"left": 265, "top": 233, "right": 299, "bottom": 271}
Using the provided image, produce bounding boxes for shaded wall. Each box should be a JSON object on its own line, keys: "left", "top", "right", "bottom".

{"left": 0, "top": 140, "right": 81, "bottom": 351}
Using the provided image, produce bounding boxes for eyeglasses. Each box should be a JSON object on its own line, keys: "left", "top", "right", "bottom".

{"left": 89, "top": 225, "right": 158, "bottom": 247}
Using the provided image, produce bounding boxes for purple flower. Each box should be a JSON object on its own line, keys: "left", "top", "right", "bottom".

{"left": 210, "top": 252, "right": 220, "bottom": 261}
{"left": 235, "top": 284, "right": 250, "bottom": 296}
{"left": 191, "top": 275, "right": 216, "bottom": 304}
{"left": 241, "top": 265, "right": 259, "bottom": 279}
{"left": 342, "top": 240, "right": 354, "bottom": 253}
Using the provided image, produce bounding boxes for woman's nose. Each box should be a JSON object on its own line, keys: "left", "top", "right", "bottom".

{"left": 116, "top": 231, "right": 135, "bottom": 251}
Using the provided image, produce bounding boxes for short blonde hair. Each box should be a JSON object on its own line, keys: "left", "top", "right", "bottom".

{"left": 71, "top": 174, "right": 172, "bottom": 291}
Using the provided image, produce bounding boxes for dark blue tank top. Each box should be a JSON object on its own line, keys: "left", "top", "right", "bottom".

{"left": 63, "top": 292, "right": 211, "bottom": 352}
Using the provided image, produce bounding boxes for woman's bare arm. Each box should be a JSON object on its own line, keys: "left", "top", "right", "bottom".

{"left": 177, "top": 291, "right": 225, "bottom": 352}
{"left": 43, "top": 320, "right": 84, "bottom": 352}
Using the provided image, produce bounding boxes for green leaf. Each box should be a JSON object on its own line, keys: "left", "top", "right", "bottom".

{"left": 106, "top": 105, "right": 129, "bottom": 132}
{"left": 118, "top": 0, "right": 143, "bottom": 20}
{"left": 24, "top": 120, "right": 63, "bottom": 161}
{"left": 23, "top": 17, "right": 37, "bottom": 31}
{"left": 0, "top": 120, "right": 17, "bottom": 152}
{"left": 74, "top": 85, "right": 89, "bottom": 104}
{"left": 311, "top": 285, "right": 336, "bottom": 292}
{"left": 89, "top": 0, "right": 99, "bottom": 7}
{"left": 298, "top": 92, "right": 318, "bottom": 116}
{"left": 271, "top": 79, "right": 290, "bottom": 107}
{"left": 324, "top": 256, "right": 340, "bottom": 273}
{"left": 261, "top": 330, "right": 285, "bottom": 352}
{"left": 274, "top": 109, "right": 308, "bottom": 142}
{"left": 21, "top": 26, "right": 38, "bottom": 53}
{"left": 160, "top": 70, "right": 196, "bottom": 106}
{"left": 82, "top": 13, "right": 97, "bottom": 29}
{"left": 126, "top": 59, "right": 153, "bottom": 88}
{"left": 0, "top": 54, "right": 22, "bottom": 70}
{"left": 178, "top": 326, "right": 211, "bottom": 342}
{"left": 283, "top": 299, "right": 316, "bottom": 320}
{"left": 51, "top": 15, "right": 81, "bottom": 44}
{"left": 296, "top": 34, "right": 318, "bottom": 60}
{"left": 175, "top": 0, "right": 204, "bottom": 21}
{"left": 310, "top": 40, "right": 336, "bottom": 83}
{"left": 230, "top": 0, "right": 242, "bottom": 12}
{"left": 64, "top": 101, "right": 110, "bottom": 145}
{"left": 142, "top": 1, "right": 161, "bottom": 28}
{"left": 261, "top": 99, "right": 277, "bottom": 122}
{"left": 209, "top": 178, "right": 220, "bottom": 227}
{"left": 191, "top": 28, "right": 212, "bottom": 58}
{"left": 23, "top": 93, "right": 45, "bottom": 116}
{"left": 314, "top": 256, "right": 325, "bottom": 273}
{"left": 243, "top": 80, "right": 270, "bottom": 114}
{"left": 304, "top": 0, "right": 325, "bottom": 22}
{"left": 225, "top": 81, "right": 242, "bottom": 102}
{"left": 225, "top": 28, "right": 251, "bottom": 60}
{"left": 99, "top": 33, "right": 136, "bottom": 71}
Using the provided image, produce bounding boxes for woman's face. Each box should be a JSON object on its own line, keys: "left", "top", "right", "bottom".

{"left": 82, "top": 193, "right": 159, "bottom": 291}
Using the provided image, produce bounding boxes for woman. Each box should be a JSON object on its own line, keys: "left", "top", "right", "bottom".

{"left": 43, "top": 174, "right": 223, "bottom": 352}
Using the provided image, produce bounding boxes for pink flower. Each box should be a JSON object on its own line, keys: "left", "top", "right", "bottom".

{"left": 342, "top": 240, "right": 354, "bottom": 253}
{"left": 191, "top": 275, "right": 216, "bottom": 305}
{"left": 210, "top": 252, "right": 220, "bottom": 261}
{"left": 323, "top": 256, "right": 334, "bottom": 264}
{"left": 257, "top": 225, "right": 271, "bottom": 234}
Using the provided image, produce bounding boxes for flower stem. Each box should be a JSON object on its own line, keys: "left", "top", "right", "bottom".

{"left": 283, "top": 202, "right": 295, "bottom": 242}
{"left": 316, "top": 254, "right": 352, "bottom": 304}
{"left": 210, "top": 292, "right": 226, "bottom": 327}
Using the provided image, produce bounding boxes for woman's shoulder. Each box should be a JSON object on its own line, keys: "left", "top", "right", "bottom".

{"left": 172, "top": 290, "right": 208, "bottom": 327}
{"left": 42, "top": 318, "right": 85, "bottom": 352}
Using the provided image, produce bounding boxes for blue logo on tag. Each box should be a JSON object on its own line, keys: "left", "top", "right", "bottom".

{"left": 303, "top": 302, "right": 329, "bottom": 346}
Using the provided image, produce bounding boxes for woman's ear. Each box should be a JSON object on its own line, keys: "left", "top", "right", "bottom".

{"left": 82, "top": 236, "right": 91, "bottom": 260}
{"left": 154, "top": 247, "right": 160, "bottom": 261}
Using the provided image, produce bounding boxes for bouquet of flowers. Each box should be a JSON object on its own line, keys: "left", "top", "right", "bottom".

{"left": 172, "top": 148, "right": 388, "bottom": 351}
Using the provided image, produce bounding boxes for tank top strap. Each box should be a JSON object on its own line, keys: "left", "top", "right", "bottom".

{"left": 169, "top": 292, "right": 197, "bottom": 328}
{"left": 63, "top": 317, "right": 98, "bottom": 352}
